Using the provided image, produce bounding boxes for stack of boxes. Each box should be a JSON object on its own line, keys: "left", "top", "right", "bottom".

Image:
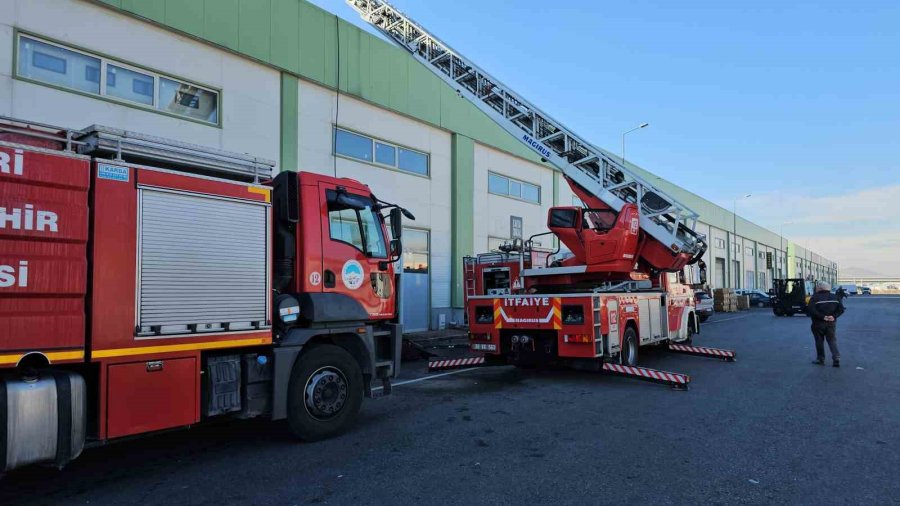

{"left": 736, "top": 295, "right": 750, "bottom": 311}
{"left": 713, "top": 288, "right": 738, "bottom": 313}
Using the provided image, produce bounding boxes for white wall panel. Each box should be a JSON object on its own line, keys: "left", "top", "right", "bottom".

{"left": 1, "top": 0, "right": 279, "bottom": 165}
{"left": 474, "top": 142, "right": 554, "bottom": 251}
{"left": 297, "top": 80, "right": 453, "bottom": 308}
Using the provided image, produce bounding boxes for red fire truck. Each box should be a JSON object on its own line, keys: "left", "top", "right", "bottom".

{"left": 0, "top": 116, "right": 413, "bottom": 472}
{"left": 351, "top": 0, "right": 736, "bottom": 387}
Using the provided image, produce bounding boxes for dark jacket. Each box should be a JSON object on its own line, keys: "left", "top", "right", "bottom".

{"left": 807, "top": 291, "right": 845, "bottom": 322}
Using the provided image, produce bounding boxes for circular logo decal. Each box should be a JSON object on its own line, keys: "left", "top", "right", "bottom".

{"left": 309, "top": 272, "right": 322, "bottom": 286}
{"left": 341, "top": 260, "right": 365, "bottom": 290}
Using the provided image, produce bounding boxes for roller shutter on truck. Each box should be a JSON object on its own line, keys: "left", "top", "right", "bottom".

{"left": 136, "top": 188, "right": 269, "bottom": 335}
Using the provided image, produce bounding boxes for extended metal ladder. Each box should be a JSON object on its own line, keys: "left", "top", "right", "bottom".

{"left": 347, "top": 0, "right": 705, "bottom": 260}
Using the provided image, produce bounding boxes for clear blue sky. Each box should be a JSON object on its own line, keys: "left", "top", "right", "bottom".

{"left": 312, "top": 0, "right": 900, "bottom": 274}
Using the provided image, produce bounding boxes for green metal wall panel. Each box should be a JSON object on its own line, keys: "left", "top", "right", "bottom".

{"left": 239, "top": 0, "right": 271, "bottom": 61}
{"left": 204, "top": 0, "right": 240, "bottom": 51}
{"left": 280, "top": 73, "right": 299, "bottom": 172}
{"left": 451, "top": 134, "right": 475, "bottom": 308}
{"left": 165, "top": 0, "right": 204, "bottom": 35}
{"left": 298, "top": 2, "right": 337, "bottom": 87}
{"left": 120, "top": 0, "right": 163, "bottom": 21}
{"left": 270, "top": 0, "right": 300, "bottom": 73}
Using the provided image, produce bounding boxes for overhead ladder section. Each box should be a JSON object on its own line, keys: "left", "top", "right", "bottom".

{"left": 347, "top": 0, "right": 707, "bottom": 269}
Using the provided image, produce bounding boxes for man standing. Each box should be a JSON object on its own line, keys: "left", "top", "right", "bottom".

{"left": 807, "top": 281, "right": 845, "bottom": 367}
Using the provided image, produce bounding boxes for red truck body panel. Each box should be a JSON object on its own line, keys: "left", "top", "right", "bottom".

{"left": 0, "top": 144, "right": 90, "bottom": 364}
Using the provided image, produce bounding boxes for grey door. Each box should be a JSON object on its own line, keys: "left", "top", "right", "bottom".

{"left": 715, "top": 257, "right": 726, "bottom": 288}
{"left": 400, "top": 229, "right": 430, "bottom": 332}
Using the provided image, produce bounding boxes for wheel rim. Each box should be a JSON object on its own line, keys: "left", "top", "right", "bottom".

{"left": 625, "top": 338, "right": 636, "bottom": 365}
{"left": 304, "top": 366, "right": 349, "bottom": 421}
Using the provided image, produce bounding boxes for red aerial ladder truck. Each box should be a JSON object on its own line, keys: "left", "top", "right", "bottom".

{"left": 0, "top": 116, "right": 413, "bottom": 472}
{"left": 349, "top": 0, "right": 735, "bottom": 387}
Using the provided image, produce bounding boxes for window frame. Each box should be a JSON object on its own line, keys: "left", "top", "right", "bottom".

{"left": 487, "top": 171, "right": 542, "bottom": 204}
{"left": 333, "top": 127, "right": 430, "bottom": 178}
{"left": 13, "top": 30, "right": 222, "bottom": 128}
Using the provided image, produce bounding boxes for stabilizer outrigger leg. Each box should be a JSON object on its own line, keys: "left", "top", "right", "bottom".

{"left": 602, "top": 363, "right": 691, "bottom": 390}
{"left": 668, "top": 343, "right": 736, "bottom": 362}
{"left": 428, "top": 356, "right": 486, "bottom": 372}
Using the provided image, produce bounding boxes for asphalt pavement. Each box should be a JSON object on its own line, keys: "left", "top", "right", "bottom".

{"left": 3, "top": 296, "right": 899, "bottom": 505}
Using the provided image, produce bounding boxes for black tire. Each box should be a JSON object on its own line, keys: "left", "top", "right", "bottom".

{"left": 785, "top": 310, "right": 795, "bottom": 317}
{"left": 287, "top": 344, "right": 364, "bottom": 441}
{"left": 619, "top": 326, "right": 639, "bottom": 366}
{"left": 682, "top": 316, "right": 696, "bottom": 345}
{"left": 699, "top": 314, "right": 709, "bottom": 323}
{"left": 773, "top": 307, "right": 783, "bottom": 316}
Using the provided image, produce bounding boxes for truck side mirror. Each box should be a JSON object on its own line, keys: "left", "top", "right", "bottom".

{"left": 390, "top": 207, "right": 403, "bottom": 240}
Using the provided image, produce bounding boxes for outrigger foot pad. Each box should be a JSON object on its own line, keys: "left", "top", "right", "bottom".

{"left": 668, "top": 343, "right": 736, "bottom": 362}
{"left": 602, "top": 363, "right": 691, "bottom": 390}
{"left": 428, "top": 356, "right": 486, "bottom": 372}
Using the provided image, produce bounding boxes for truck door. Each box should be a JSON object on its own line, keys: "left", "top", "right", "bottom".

{"left": 318, "top": 182, "right": 394, "bottom": 320}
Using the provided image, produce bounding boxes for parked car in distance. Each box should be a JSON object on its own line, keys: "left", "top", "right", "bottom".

{"left": 735, "top": 289, "right": 772, "bottom": 308}
{"left": 838, "top": 284, "right": 858, "bottom": 295}
{"left": 694, "top": 291, "right": 714, "bottom": 322}
{"left": 860, "top": 286, "right": 872, "bottom": 295}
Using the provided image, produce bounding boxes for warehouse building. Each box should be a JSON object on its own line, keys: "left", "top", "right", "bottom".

{"left": 1, "top": 0, "right": 838, "bottom": 330}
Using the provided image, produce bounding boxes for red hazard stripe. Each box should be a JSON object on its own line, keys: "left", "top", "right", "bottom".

{"left": 602, "top": 363, "right": 688, "bottom": 383}
{"left": 669, "top": 344, "right": 735, "bottom": 357}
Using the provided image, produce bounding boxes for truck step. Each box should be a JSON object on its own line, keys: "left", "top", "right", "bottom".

{"left": 668, "top": 343, "right": 736, "bottom": 362}
{"left": 602, "top": 363, "right": 691, "bottom": 390}
{"left": 428, "top": 356, "right": 486, "bottom": 372}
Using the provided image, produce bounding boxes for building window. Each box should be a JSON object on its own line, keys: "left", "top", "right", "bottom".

{"left": 375, "top": 142, "right": 396, "bottom": 166}
{"left": 402, "top": 229, "right": 429, "bottom": 274}
{"left": 334, "top": 128, "right": 429, "bottom": 176}
{"left": 488, "top": 172, "right": 541, "bottom": 204}
{"left": 16, "top": 33, "right": 219, "bottom": 125}
{"left": 510, "top": 216, "right": 523, "bottom": 239}
{"left": 398, "top": 148, "right": 428, "bottom": 175}
{"left": 714, "top": 238, "right": 726, "bottom": 249}
{"left": 746, "top": 247, "right": 754, "bottom": 257}
{"left": 335, "top": 129, "right": 373, "bottom": 162}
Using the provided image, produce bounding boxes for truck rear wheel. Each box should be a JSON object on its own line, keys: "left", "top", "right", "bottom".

{"left": 287, "top": 344, "right": 363, "bottom": 441}
{"left": 620, "top": 327, "right": 639, "bottom": 366}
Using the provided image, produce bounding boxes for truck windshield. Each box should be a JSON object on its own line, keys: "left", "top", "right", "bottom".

{"left": 583, "top": 209, "right": 618, "bottom": 232}
{"left": 327, "top": 191, "right": 387, "bottom": 258}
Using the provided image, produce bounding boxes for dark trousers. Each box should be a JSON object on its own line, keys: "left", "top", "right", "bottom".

{"left": 811, "top": 321, "right": 840, "bottom": 362}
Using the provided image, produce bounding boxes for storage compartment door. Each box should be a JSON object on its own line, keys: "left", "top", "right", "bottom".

{"left": 107, "top": 357, "right": 198, "bottom": 438}
{"left": 138, "top": 189, "right": 269, "bottom": 336}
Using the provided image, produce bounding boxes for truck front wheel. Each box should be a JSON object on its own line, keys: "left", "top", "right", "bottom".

{"left": 287, "top": 344, "right": 363, "bottom": 441}
{"left": 620, "top": 327, "right": 639, "bottom": 366}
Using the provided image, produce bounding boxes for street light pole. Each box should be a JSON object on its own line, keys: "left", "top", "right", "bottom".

{"left": 621, "top": 123, "right": 649, "bottom": 166}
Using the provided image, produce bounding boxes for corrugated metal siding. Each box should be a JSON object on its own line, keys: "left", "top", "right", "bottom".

{"left": 138, "top": 189, "right": 269, "bottom": 332}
